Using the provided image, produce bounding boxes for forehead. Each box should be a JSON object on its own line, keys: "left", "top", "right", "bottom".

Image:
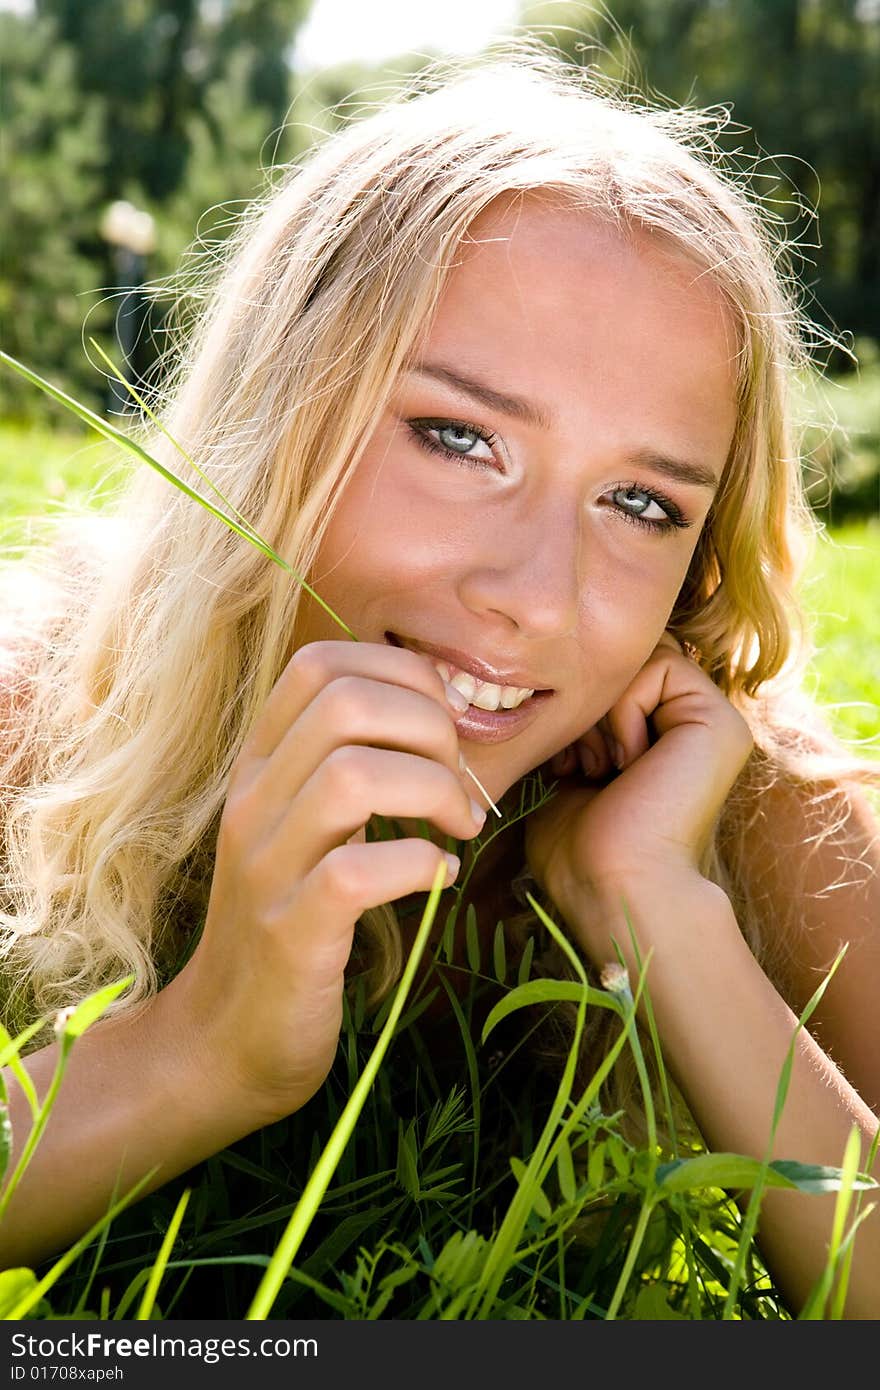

{"left": 415, "top": 193, "right": 739, "bottom": 460}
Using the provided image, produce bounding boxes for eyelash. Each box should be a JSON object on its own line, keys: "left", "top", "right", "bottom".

{"left": 407, "top": 417, "right": 691, "bottom": 535}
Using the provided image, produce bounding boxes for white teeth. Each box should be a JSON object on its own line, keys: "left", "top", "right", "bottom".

{"left": 448, "top": 670, "right": 477, "bottom": 703}
{"left": 438, "top": 662, "right": 535, "bottom": 712}
{"left": 471, "top": 682, "right": 502, "bottom": 711}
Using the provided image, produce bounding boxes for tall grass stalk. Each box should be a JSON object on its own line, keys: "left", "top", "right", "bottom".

{"left": 721, "top": 946, "right": 847, "bottom": 1318}
{"left": 0, "top": 350, "right": 356, "bottom": 638}
{"left": 245, "top": 859, "right": 450, "bottom": 1320}
{"left": 0, "top": 978, "right": 134, "bottom": 1224}
{"left": 5, "top": 1171, "right": 158, "bottom": 1320}
{"left": 136, "top": 1187, "right": 192, "bottom": 1320}
{"left": 467, "top": 894, "right": 651, "bottom": 1319}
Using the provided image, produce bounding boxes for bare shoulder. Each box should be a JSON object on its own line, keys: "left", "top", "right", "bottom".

{"left": 741, "top": 751, "right": 880, "bottom": 1111}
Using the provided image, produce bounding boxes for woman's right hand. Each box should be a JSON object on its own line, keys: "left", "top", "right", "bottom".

{"left": 170, "top": 640, "right": 485, "bottom": 1124}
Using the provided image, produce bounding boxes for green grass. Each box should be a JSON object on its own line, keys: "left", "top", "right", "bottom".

{"left": 800, "top": 521, "right": 880, "bottom": 754}
{"left": 0, "top": 422, "right": 129, "bottom": 548}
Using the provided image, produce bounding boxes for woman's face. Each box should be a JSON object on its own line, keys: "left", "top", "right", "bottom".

{"left": 295, "top": 195, "right": 738, "bottom": 805}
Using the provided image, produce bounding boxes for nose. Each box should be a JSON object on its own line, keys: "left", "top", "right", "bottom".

{"left": 455, "top": 496, "right": 582, "bottom": 639}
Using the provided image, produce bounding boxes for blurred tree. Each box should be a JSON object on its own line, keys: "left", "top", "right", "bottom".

{"left": 0, "top": 12, "right": 109, "bottom": 418}
{"left": 3, "top": 2, "right": 312, "bottom": 422}
{"left": 521, "top": 0, "right": 880, "bottom": 353}
{"left": 35, "top": 0, "right": 310, "bottom": 201}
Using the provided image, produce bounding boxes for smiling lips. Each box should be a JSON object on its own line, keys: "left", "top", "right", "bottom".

{"left": 385, "top": 632, "right": 551, "bottom": 715}
{"left": 428, "top": 662, "right": 535, "bottom": 711}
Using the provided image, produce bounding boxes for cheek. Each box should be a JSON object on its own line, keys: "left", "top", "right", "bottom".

{"left": 568, "top": 564, "right": 688, "bottom": 720}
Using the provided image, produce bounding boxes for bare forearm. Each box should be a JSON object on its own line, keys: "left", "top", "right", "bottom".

{"left": 579, "top": 874, "right": 880, "bottom": 1319}
{"left": 0, "top": 975, "right": 277, "bottom": 1271}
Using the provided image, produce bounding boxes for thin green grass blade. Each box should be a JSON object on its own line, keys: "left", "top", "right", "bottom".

{"left": 436, "top": 972, "right": 482, "bottom": 1224}
{"left": 830, "top": 1203, "right": 876, "bottom": 1319}
{"left": 0, "top": 1075, "right": 10, "bottom": 1188}
{"left": 467, "top": 897, "right": 592, "bottom": 1318}
{"left": 722, "top": 945, "right": 848, "bottom": 1319}
{"left": 482, "top": 979, "right": 623, "bottom": 1045}
{"left": 245, "top": 860, "right": 451, "bottom": 1320}
{"left": 517, "top": 935, "right": 535, "bottom": 986}
{"left": 5, "top": 1168, "right": 159, "bottom": 1319}
{"left": 464, "top": 904, "right": 480, "bottom": 973}
{"left": 135, "top": 1186, "right": 192, "bottom": 1320}
{"left": 828, "top": 1123, "right": 880, "bottom": 1318}
{"left": 0, "top": 350, "right": 356, "bottom": 639}
{"left": 0, "top": 1022, "right": 44, "bottom": 1118}
{"left": 0, "top": 979, "right": 135, "bottom": 1221}
{"left": 88, "top": 338, "right": 263, "bottom": 544}
{"left": 72, "top": 1173, "right": 126, "bottom": 1317}
{"left": 799, "top": 1124, "right": 862, "bottom": 1319}
{"left": 492, "top": 921, "right": 507, "bottom": 985}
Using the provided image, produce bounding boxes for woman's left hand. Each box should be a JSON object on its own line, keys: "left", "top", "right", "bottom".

{"left": 524, "top": 634, "right": 754, "bottom": 955}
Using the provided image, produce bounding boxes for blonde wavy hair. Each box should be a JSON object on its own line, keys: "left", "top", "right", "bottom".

{"left": 2, "top": 49, "right": 878, "bottom": 1083}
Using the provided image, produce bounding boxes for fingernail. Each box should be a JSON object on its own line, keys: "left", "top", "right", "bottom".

{"left": 445, "top": 681, "right": 469, "bottom": 712}
{"left": 459, "top": 750, "right": 468, "bottom": 772}
{"left": 582, "top": 747, "right": 598, "bottom": 777}
{"left": 613, "top": 741, "right": 625, "bottom": 769}
{"left": 443, "top": 852, "right": 460, "bottom": 884}
{"left": 469, "top": 798, "right": 487, "bottom": 827}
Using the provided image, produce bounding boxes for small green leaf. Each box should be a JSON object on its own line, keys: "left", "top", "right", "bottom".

{"left": 395, "top": 1121, "right": 420, "bottom": 1199}
{"left": 465, "top": 904, "right": 480, "bottom": 973}
{"left": 587, "top": 1141, "right": 606, "bottom": 1192}
{"left": 607, "top": 1134, "right": 631, "bottom": 1180}
{"left": 556, "top": 1134, "right": 577, "bottom": 1204}
{"left": 440, "top": 903, "right": 458, "bottom": 964}
{"left": 0, "top": 1076, "right": 11, "bottom": 1188}
{"left": 432, "top": 1230, "right": 488, "bottom": 1290}
{"left": 492, "top": 921, "right": 507, "bottom": 984}
{"left": 482, "top": 978, "right": 621, "bottom": 1045}
{"left": 0, "top": 1268, "right": 39, "bottom": 1318}
{"left": 656, "top": 1152, "right": 793, "bottom": 1194}
{"left": 632, "top": 1283, "right": 688, "bottom": 1320}
{"left": 57, "top": 976, "right": 135, "bottom": 1039}
{"left": 770, "top": 1158, "right": 877, "bottom": 1194}
{"left": 517, "top": 935, "right": 535, "bottom": 986}
{"left": 510, "top": 1155, "right": 552, "bottom": 1222}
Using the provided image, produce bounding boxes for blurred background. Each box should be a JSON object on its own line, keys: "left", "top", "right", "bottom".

{"left": 0, "top": 0, "right": 878, "bottom": 742}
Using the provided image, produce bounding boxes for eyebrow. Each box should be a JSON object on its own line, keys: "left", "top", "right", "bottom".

{"left": 409, "top": 360, "right": 720, "bottom": 493}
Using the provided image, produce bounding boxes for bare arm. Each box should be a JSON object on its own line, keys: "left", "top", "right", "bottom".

{"left": 583, "top": 871, "right": 880, "bottom": 1320}
{"left": 0, "top": 972, "right": 281, "bottom": 1271}
{"left": 525, "top": 634, "right": 880, "bottom": 1316}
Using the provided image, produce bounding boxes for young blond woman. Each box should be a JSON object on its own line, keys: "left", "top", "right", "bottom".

{"left": 1, "top": 52, "right": 878, "bottom": 1316}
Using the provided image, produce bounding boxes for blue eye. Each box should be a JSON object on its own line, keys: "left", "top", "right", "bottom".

{"left": 610, "top": 485, "right": 689, "bottom": 535}
{"left": 408, "top": 418, "right": 499, "bottom": 470}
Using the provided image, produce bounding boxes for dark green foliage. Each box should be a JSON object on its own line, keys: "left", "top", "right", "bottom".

{"left": 0, "top": 13, "right": 109, "bottom": 417}
{"left": 16, "top": 920, "right": 804, "bottom": 1321}
{"left": 523, "top": 0, "right": 880, "bottom": 352}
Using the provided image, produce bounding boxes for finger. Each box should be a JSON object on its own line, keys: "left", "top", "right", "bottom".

{"left": 244, "top": 640, "right": 461, "bottom": 761}
{"left": 602, "top": 647, "right": 725, "bottom": 770}
{"left": 550, "top": 745, "right": 577, "bottom": 776}
{"left": 273, "top": 838, "right": 460, "bottom": 990}
{"left": 576, "top": 725, "right": 613, "bottom": 779}
{"left": 246, "top": 675, "right": 466, "bottom": 823}
{"left": 254, "top": 746, "right": 484, "bottom": 892}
